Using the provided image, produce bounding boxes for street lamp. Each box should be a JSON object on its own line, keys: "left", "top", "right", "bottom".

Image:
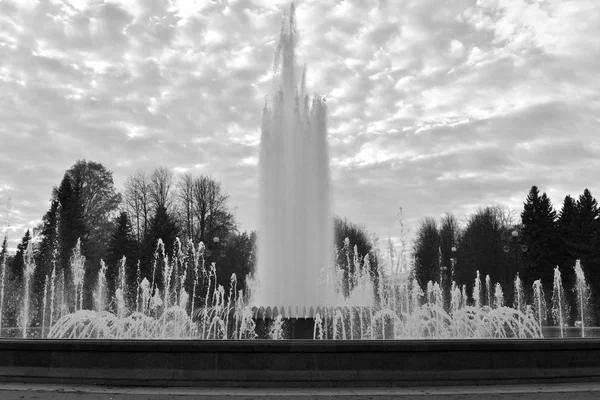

{"left": 503, "top": 228, "right": 528, "bottom": 281}
{"left": 212, "top": 236, "right": 226, "bottom": 258}
{"left": 450, "top": 246, "right": 457, "bottom": 283}
{"left": 205, "top": 237, "right": 220, "bottom": 258}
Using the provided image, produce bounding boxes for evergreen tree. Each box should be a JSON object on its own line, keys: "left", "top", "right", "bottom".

{"left": 32, "top": 200, "right": 59, "bottom": 325}
{"left": 0, "top": 237, "right": 7, "bottom": 262}
{"left": 521, "top": 186, "right": 558, "bottom": 296}
{"left": 56, "top": 173, "right": 86, "bottom": 310}
{"left": 106, "top": 211, "right": 138, "bottom": 306}
{"left": 5, "top": 230, "right": 31, "bottom": 328}
{"left": 0, "top": 236, "right": 10, "bottom": 330}
{"left": 10, "top": 230, "right": 31, "bottom": 285}
{"left": 573, "top": 189, "right": 600, "bottom": 323}
{"left": 573, "top": 189, "right": 599, "bottom": 259}
{"left": 557, "top": 195, "right": 578, "bottom": 322}
{"left": 141, "top": 205, "right": 179, "bottom": 292}
{"left": 0, "top": 237, "right": 7, "bottom": 280}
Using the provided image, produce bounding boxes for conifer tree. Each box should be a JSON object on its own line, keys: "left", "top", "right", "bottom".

{"left": 0, "top": 237, "right": 7, "bottom": 262}
{"left": 32, "top": 201, "right": 59, "bottom": 325}
{"left": 573, "top": 189, "right": 599, "bottom": 259}
{"left": 106, "top": 211, "right": 138, "bottom": 305}
{"left": 5, "top": 230, "right": 31, "bottom": 329}
{"left": 10, "top": 230, "right": 31, "bottom": 285}
{"left": 141, "top": 205, "right": 180, "bottom": 292}
{"left": 0, "top": 236, "right": 9, "bottom": 330}
{"left": 521, "top": 186, "right": 558, "bottom": 294}
{"left": 557, "top": 195, "right": 578, "bottom": 322}
{"left": 573, "top": 189, "right": 600, "bottom": 322}
{"left": 56, "top": 173, "right": 86, "bottom": 309}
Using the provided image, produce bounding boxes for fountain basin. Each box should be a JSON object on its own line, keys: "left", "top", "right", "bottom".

{"left": 1, "top": 339, "right": 600, "bottom": 387}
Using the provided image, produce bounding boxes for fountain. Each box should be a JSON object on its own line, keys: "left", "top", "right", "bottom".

{"left": 574, "top": 260, "right": 591, "bottom": 337}
{"left": 256, "top": 2, "right": 333, "bottom": 311}
{"left": 0, "top": 2, "right": 595, "bottom": 343}
{"left": 0, "top": 1, "right": 600, "bottom": 388}
{"left": 551, "top": 266, "right": 570, "bottom": 338}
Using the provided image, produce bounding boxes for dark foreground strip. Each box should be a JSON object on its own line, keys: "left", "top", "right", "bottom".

{"left": 0, "top": 339, "right": 599, "bottom": 387}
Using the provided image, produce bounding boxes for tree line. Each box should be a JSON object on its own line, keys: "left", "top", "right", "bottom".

{"left": 412, "top": 185, "right": 600, "bottom": 324}
{"left": 0, "top": 159, "right": 377, "bottom": 330}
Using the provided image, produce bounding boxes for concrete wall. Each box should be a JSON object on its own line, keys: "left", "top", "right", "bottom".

{"left": 0, "top": 339, "right": 600, "bottom": 387}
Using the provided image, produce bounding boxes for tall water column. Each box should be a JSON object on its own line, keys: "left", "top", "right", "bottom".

{"left": 256, "top": 4, "right": 333, "bottom": 310}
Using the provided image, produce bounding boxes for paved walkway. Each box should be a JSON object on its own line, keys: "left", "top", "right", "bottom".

{"left": 1, "top": 383, "right": 600, "bottom": 399}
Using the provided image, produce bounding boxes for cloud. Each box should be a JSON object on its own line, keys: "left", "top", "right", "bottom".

{"left": 0, "top": 0, "right": 599, "bottom": 258}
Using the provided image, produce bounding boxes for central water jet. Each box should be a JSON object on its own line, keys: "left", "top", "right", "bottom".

{"left": 255, "top": 4, "right": 333, "bottom": 311}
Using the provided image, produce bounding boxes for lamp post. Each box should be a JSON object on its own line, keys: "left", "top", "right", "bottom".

{"left": 441, "top": 246, "right": 457, "bottom": 312}
{"left": 503, "top": 228, "right": 528, "bottom": 283}
{"left": 205, "top": 236, "right": 220, "bottom": 260}
{"left": 450, "top": 246, "right": 457, "bottom": 283}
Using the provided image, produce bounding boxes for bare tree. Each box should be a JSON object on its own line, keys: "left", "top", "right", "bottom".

{"left": 492, "top": 204, "right": 516, "bottom": 231}
{"left": 123, "top": 169, "right": 153, "bottom": 243}
{"left": 150, "top": 166, "right": 175, "bottom": 211}
{"left": 177, "top": 172, "right": 195, "bottom": 241}
{"left": 192, "top": 176, "right": 235, "bottom": 245}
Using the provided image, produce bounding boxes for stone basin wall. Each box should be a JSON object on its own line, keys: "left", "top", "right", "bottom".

{"left": 0, "top": 339, "right": 600, "bottom": 387}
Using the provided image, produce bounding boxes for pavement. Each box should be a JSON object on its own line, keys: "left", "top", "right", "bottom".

{"left": 1, "top": 383, "right": 600, "bottom": 399}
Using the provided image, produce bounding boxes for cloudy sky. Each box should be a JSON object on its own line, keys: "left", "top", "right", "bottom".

{"left": 1, "top": 0, "right": 599, "bottom": 252}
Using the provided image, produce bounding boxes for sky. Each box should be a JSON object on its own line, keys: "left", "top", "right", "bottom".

{"left": 1, "top": 0, "right": 599, "bottom": 253}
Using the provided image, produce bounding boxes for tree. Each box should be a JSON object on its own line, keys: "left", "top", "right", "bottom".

{"left": 106, "top": 212, "right": 138, "bottom": 306}
{"left": 521, "top": 186, "right": 558, "bottom": 296}
{"left": 64, "top": 161, "right": 121, "bottom": 309}
{"left": 123, "top": 169, "right": 153, "bottom": 244}
{"left": 8, "top": 230, "right": 32, "bottom": 327}
{"left": 141, "top": 205, "right": 180, "bottom": 292}
{"left": 150, "top": 166, "right": 175, "bottom": 211}
{"left": 438, "top": 213, "right": 460, "bottom": 305}
{"left": 455, "top": 207, "right": 515, "bottom": 303}
{"left": 55, "top": 173, "right": 86, "bottom": 310}
{"left": 10, "top": 230, "right": 31, "bottom": 285}
{"left": 216, "top": 230, "right": 257, "bottom": 293}
{"left": 573, "top": 189, "right": 599, "bottom": 258}
{"left": 33, "top": 200, "right": 60, "bottom": 324}
{"left": 65, "top": 160, "right": 121, "bottom": 250}
{"left": 177, "top": 173, "right": 196, "bottom": 242}
{"left": 413, "top": 217, "right": 440, "bottom": 290}
{"left": 0, "top": 235, "right": 19, "bottom": 330}
{"left": 334, "top": 216, "right": 379, "bottom": 298}
{"left": 556, "top": 195, "right": 578, "bottom": 322}
{"left": 191, "top": 175, "right": 236, "bottom": 249}
{"left": 573, "top": 189, "right": 600, "bottom": 322}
